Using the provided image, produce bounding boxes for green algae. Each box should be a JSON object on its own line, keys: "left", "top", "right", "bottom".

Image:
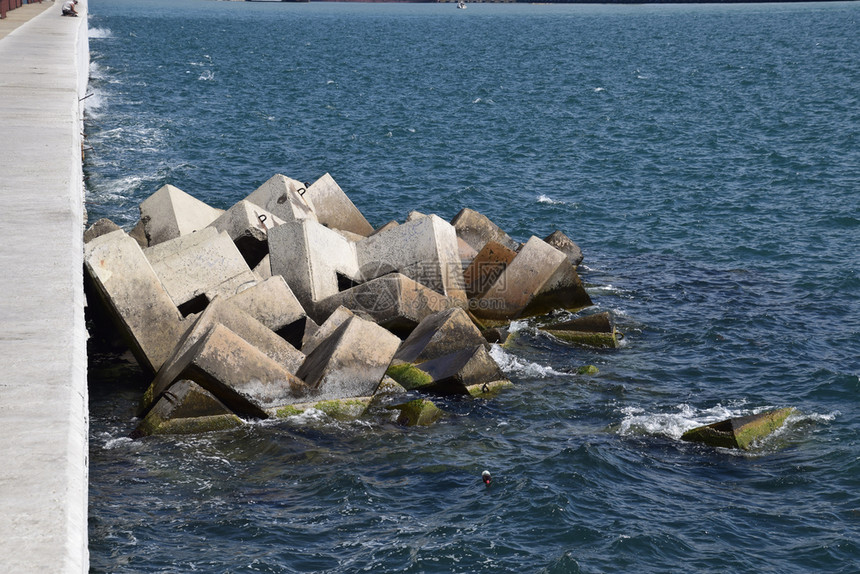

{"left": 386, "top": 363, "right": 434, "bottom": 390}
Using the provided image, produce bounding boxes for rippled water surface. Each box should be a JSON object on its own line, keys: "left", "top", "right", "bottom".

{"left": 85, "top": 1, "right": 859, "bottom": 572}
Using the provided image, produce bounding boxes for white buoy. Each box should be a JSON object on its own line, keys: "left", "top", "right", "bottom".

{"left": 482, "top": 470, "right": 491, "bottom": 487}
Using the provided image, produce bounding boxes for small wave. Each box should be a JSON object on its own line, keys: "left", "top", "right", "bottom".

{"left": 537, "top": 194, "right": 562, "bottom": 205}
{"left": 198, "top": 70, "right": 215, "bottom": 81}
{"left": 89, "top": 27, "right": 113, "bottom": 39}
{"left": 489, "top": 344, "right": 566, "bottom": 379}
{"left": 472, "top": 97, "right": 494, "bottom": 104}
{"left": 593, "top": 87, "right": 605, "bottom": 92}
{"left": 618, "top": 403, "right": 746, "bottom": 441}
{"left": 104, "top": 436, "right": 134, "bottom": 450}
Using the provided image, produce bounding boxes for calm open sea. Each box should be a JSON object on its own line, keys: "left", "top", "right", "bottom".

{"left": 84, "top": 1, "right": 859, "bottom": 572}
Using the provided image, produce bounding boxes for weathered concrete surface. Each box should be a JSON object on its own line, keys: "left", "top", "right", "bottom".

{"left": 133, "top": 380, "right": 241, "bottom": 437}
{"left": 387, "top": 345, "right": 506, "bottom": 396}
{"left": 540, "top": 311, "right": 619, "bottom": 348}
{"left": 139, "top": 184, "right": 224, "bottom": 247}
{"left": 208, "top": 199, "right": 284, "bottom": 268}
{"left": 226, "top": 275, "right": 307, "bottom": 336}
{"left": 451, "top": 207, "right": 521, "bottom": 254}
{"left": 296, "top": 315, "right": 401, "bottom": 401}
{"left": 0, "top": 2, "right": 90, "bottom": 571}
{"left": 681, "top": 408, "right": 796, "bottom": 450}
{"left": 85, "top": 230, "right": 187, "bottom": 374}
{"left": 544, "top": 230, "right": 584, "bottom": 267}
{"left": 304, "top": 173, "right": 374, "bottom": 237}
{"left": 393, "top": 307, "right": 486, "bottom": 366}
{"left": 245, "top": 173, "right": 316, "bottom": 224}
{"left": 463, "top": 240, "right": 517, "bottom": 301}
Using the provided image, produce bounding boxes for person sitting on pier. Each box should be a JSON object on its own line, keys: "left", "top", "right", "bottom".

{"left": 61, "top": 0, "right": 79, "bottom": 17}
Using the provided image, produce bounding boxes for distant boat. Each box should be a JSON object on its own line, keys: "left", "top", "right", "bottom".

{"left": 457, "top": 1, "right": 466, "bottom": 8}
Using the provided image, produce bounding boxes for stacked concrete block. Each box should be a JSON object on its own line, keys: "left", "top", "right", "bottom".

{"left": 83, "top": 218, "right": 121, "bottom": 244}
{"left": 544, "top": 230, "right": 584, "bottom": 267}
{"left": 84, "top": 229, "right": 186, "bottom": 374}
{"left": 387, "top": 345, "right": 506, "bottom": 396}
{"left": 149, "top": 230, "right": 259, "bottom": 315}
{"left": 471, "top": 236, "right": 592, "bottom": 324}
{"left": 141, "top": 297, "right": 306, "bottom": 413}
{"left": 133, "top": 380, "right": 242, "bottom": 437}
{"left": 392, "top": 307, "right": 486, "bottom": 366}
{"left": 139, "top": 184, "right": 224, "bottom": 247}
{"left": 296, "top": 314, "right": 401, "bottom": 402}
{"left": 314, "top": 273, "right": 454, "bottom": 336}
{"left": 153, "top": 323, "right": 308, "bottom": 420}
{"left": 451, "top": 207, "right": 521, "bottom": 254}
{"left": 268, "top": 218, "right": 363, "bottom": 315}
{"left": 539, "top": 311, "right": 619, "bottom": 348}
{"left": 463, "top": 241, "right": 518, "bottom": 301}
{"left": 303, "top": 173, "right": 374, "bottom": 237}
{"left": 356, "top": 214, "right": 467, "bottom": 302}
{"left": 209, "top": 200, "right": 285, "bottom": 268}
{"left": 226, "top": 275, "right": 306, "bottom": 336}
{"left": 301, "top": 306, "right": 355, "bottom": 356}
{"left": 244, "top": 174, "right": 316, "bottom": 225}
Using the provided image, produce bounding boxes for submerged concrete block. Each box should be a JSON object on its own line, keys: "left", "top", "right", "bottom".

{"left": 357, "top": 214, "right": 466, "bottom": 301}
{"left": 463, "top": 241, "right": 517, "bottom": 301}
{"left": 161, "top": 323, "right": 308, "bottom": 419}
{"left": 393, "top": 307, "right": 486, "bottom": 366}
{"left": 472, "top": 236, "right": 592, "bottom": 323}
{"left": 209, "top": 200, "right": 285, "bottom": 268}
{"left": 139, "top": 184, "right": 224, "bottom": 247}
{"left": 386, "top": 345, "right": 506, "bottom": 396}
{"left": 133, "top": 380, "right": 241, "bottom": 437}
{"left": 296, "top": 315, "right": 401, "bottom": 402}
{"left": 388, "top": 398, "right": 442, "bottom": 426}
{"left": 141, "top": 297, "right": 305, "bottom": 413}
{"left": 681, "top": 408, "right": 796, "bottom": 450}
{"left": 269, "top": 219, "right": 362, "bottom": 313}
{"left": 451, "top": 208, "right": 520, "bottom": 254}
{"left": 244, "top": 173, "right": 316, "bottom": 225}
{"left": 314, "top": 273, "right": 454, "bottom": 337}
{"left": 303, "top": 173, "right": 374, "bottom": 237}
{"left": 84, "top": 230, "right": 185, "bottom": 374}
{"left": 268, "top": 397, "right": 373, "bottom": 422}
{"left": 540, "top": 311, "right": 619, "bottom": 348}
{"left": 544, "top": 230, "right": 584, "bottom": 267}
{"left": 149, "top": 230, "right": 256, "bottom": 314}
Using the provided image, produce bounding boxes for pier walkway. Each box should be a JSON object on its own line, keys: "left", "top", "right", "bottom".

{"left": 0, "top": 0, "right": 90, "bottom": 572}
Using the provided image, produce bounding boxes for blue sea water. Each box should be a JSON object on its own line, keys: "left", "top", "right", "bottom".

{"left": 84, "top": 1, "right": 860, "bottom": 572}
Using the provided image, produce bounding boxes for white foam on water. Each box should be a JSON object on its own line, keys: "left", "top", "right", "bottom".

{"left": 198, "top": 69, "right": 215, "bottom": 81}
{"left": 89, "top": 27, "right": 113, "bottom": 39}
{"left": 537, "top": 194, "right": 562, "bottom": 205}
{"left": 617, "top": 403, "right": 745, "bottom": 440}
{"left": 489, "top": 344, "right": 566, "bottom": 379}
{"left": 593, "top": 87, "right": 605, "bottom": 92}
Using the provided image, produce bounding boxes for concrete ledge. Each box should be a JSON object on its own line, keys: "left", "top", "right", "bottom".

{"left": 0, "top": 1, "right": 90, "bottom": 572}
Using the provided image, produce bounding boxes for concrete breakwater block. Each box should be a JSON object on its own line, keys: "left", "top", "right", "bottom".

{"left": 392, "top": 307, "right": 487, "bottom": 366}
{"left": 133, "top": 380, "right": 242, "bottom": 438}
{"left": 681, "top": 408, "right": 796, "bottom": 450}
{"left": 304, "top": 173, "right": 375, "bottom": 237}
{"left": 451, "top": 207, "right": 521, "bottom": 254}
{"left": 139, "top": 184, "right": 224, "bottom": 247}
{"left": 209, "top": 200, "right": 285, "bottom": 268}
{"left": 544, "top": 230, "right": 584, "bottom": 267}
{"left": 463, "top": 240, "right": 518, "bottom": 301}
{"left": 472, "top": 236, "right": 592, "bottom": 324}
{"left": 84, "top": 230, "right": 186, "bottom": 374}
{"left": 296, "top": 315, "right": 401, "bottom": 402}
{"left": 387, "top": 344, "right": 507, "bottom": 396}
{"left": 244, "top": 173, "right": 317, "bottom": 225}
{"left": 540, "top": 311, "right": 619, "bottom": 348}
{"left": 226, "top": 275, "right": 307, "bottom": 339}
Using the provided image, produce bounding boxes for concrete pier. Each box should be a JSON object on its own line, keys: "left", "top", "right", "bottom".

{"left": 0, "top": 1, "right": 90, "bottom": 572}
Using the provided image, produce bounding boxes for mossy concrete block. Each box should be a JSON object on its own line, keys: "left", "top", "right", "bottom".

{"left": 451, "top": 207, "right": 521, "bottom": 254}
{"left": 357, "top": 214, "right": 467, "bottom": 302}
{"left": 296, "top": 315, "right": 401, "bottom": 402}
{"left": 149, "top": 230, "right": 255, "bottom": 312}
{"left": 387, "top": 345, "right": 505, "bottom": 396}
{"left": 304, "top": 173, "right": 374, "bottom": 237}
{"left": 541, "top": 311, "right": 618, "bottom": 348}
{"left": 268, "top": 218, "right": 362, "bottom": 313}
{"left": 388, "top": 398, "right": 443, "bottom": 426}
{"left": 393, "top": 307, "right": 486, "bottom": 366}
{"left": 314, "top": 273, "right": 455, "bottom": 337}
{"left": 84, "top": 230, "right": 185, "bottom": 374}
{"left": 463, "top": 240, "right": 518, "bottom": 301}
{"left": 208, "top": 199, "right": 285, "bottom": 268}
{"left": 227, "top": 275, "right": 307, "bottom": 335}
{"left": 576, "top": 365, "right": 600, "bottom": 375}
{"left": 161, "top": 323, "right": 308, "bottom": 419}
{"left": 133, "top": 380, "right": 242, "bottom": 437}
{"left": 467, "top": 379, "right": 514, "bottom": 399}
{"left": 473, "top": 236, "right": 592, "bottom": 323}
{"left": 681, "top": 407, "right": 796, "bottom": 450}
{"left": 244, "top": 173, "right": 317, "bottom": 225}
{"left": 139, "top": 184, "right": 224, "bottom": 247}
{"left": 141, "top": 297, "right": 305, "bottom": 413}
{"left": 544, "top": 230, "right": 584, "bottom": 266}
{"left": 268, "top": 397, "right": 373, "bottom": 421}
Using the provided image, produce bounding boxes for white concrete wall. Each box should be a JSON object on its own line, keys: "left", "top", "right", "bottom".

{"left": 0, "top": 1, "right": 90, "bottom": 572}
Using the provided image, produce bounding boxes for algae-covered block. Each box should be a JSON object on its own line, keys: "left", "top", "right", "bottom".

{"left": 387, "top": 345, "right": 506, "bottom": 396}
{"left": 133, "top": 380, "right": 242, "bottom": 437}
{"left": 540, "top": 311, "right": 619, "bottom": 348}
{"left": 388, "top": 399, "right": 443, "bottom": 426}
{"left": 268, "top": 396, "right": 373, "bottom": 421}
{"left": 681, "top": 407, "right": 796, "bottom": 450}
{"left": 467, "top": 379, "right": 514, "bottom": 399}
